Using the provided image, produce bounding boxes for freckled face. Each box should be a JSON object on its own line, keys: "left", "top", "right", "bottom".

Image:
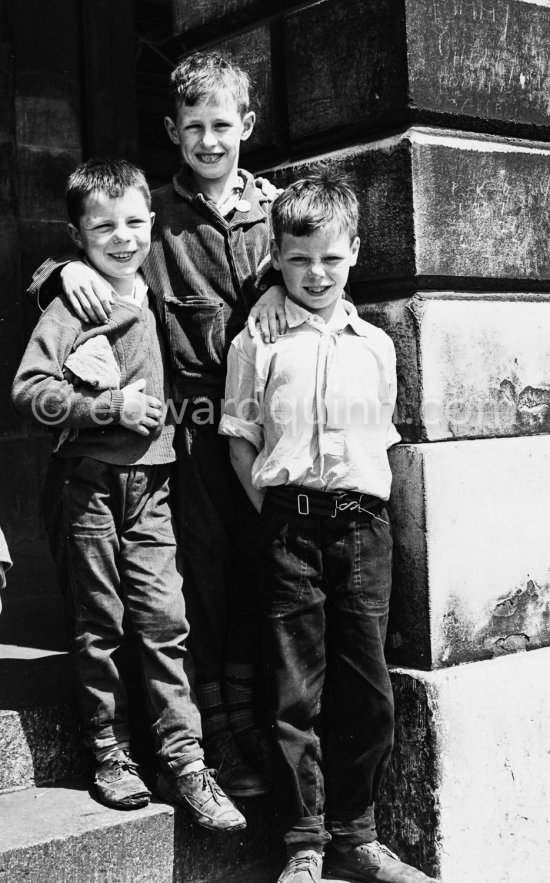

{"left": 164, "top": 90, "right": 255, "bottom": 191}
{"left": 69, "top": 187, "right": 153, "bottom": 291}
{"left": 271, "top": 228, "right": 360, "bottom": 319}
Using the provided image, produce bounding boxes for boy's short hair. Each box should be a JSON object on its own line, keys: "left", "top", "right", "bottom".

{"left": 170, "top": 51, "right": 250, "bottom": 116}
{"left": 271, "top": 169, "right": 359, "bottom": 245}
{"left": 65, "top": 158, "right": 151, "bottom": 226}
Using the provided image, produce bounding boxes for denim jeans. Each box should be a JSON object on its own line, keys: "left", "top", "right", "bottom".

{"left": 258, "top": 497, "right": 395, "bottom": 850}
{"left": 173, "top": 403, "right": 261, "bottom": 681}
{"left": 43, "top": 456, "right": 203, "bottom": 773}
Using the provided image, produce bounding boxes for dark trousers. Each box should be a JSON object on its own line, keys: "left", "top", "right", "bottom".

{"left": 258, "top": 497, "right": 395, "bottom": 850}
{"left": 43, "top": 456, "right": 203, "bottom": 773}
{"left": 173, "top": 404, "right": 261, "bottom": 681}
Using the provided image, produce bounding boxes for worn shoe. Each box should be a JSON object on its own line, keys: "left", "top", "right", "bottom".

{"left": 206, "top": 732, "right": 270, "bottom": 797}
{"left": 278, "top": 849, "right": 324, "bottom": 883}
{"left": 156, "top": 766, "right": 246, "bottom": 831}
{"left": 325, "top": 840, "right": 438, "bottom": 882}
{"left": 94, "top": 750, "right": 151, "bottom": 810}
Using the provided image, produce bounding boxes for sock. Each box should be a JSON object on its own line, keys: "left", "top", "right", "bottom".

{"left": 94, "top": 740, "right": 131, "bottom": 764}
{"left": 196, "top": 679, "right": 230, "bottom": 743}
{"left": 224, "top": 662, "right": 256, "bottom": 736}
{"left": 180, "top": 759, "right": 207, "bottom": 776}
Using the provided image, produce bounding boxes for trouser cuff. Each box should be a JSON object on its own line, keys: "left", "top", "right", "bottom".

{"left": 282, "top": 814, "right": 332, "bottom": 850}
{"left": 327, "top": 806, "right": 377, "bottom": 848}
{"left": 165, "top": 748, "right": 205, "bottom": 776}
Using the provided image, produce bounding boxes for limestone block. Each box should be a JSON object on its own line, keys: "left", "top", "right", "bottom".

{"left": 173, "top": 0, "right": 257, "bottom": 32}
{"left": 270, "top": 129, "right": 550, "bottom": 284}
{"left": 219, "top": 26, "right": 277, "bottom": 153}
{"left": 284, "top": 0, "right": 550, "bottom": 139}
{"left": 284, "top": 0, "right": 407, "bottom": 141}
{"left": 379, "top": 651, "right": 550, "bottom": 883}
{"left": 359, "top": 293, "right": 550, "bottom": 441}
{"left": 387, "top": 438, "right": 550, "bottom": 668}
{"left": 15, "top": 76, "right": 81, "bottom": 151}
{"left": 16, "top": 146, "right": 81, "bottom": 222}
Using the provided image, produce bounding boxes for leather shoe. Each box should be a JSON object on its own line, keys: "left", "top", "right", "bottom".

{"left": 94, "top": 750, "right": 151, "bottom": 810}
{"left": 278, "top": 849, "right": 323, "bottom": 883}
{"left": 325, "top": 840, "right": 438, "bottom": 882}
{"left": 156, "top": 766, "right": 246, "bottom": 831}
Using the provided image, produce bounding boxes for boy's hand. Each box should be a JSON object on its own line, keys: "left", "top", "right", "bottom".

{"left": 61, "top": 262, "right": 114, "bottom": 324}
{"left": 120, "top": 379, "right": 163, "bottom": 436}
{"left": 254, "top": 176, "right": 283, "bottom": 202}
{"left": 247, "top": 285, "right": 288, "bottom": 343}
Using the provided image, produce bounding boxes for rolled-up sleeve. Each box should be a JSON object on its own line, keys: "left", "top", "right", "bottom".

{"left": 220, "top": 340, "right": 264, "bottom": 451}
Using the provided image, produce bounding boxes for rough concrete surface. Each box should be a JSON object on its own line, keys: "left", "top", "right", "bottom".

{"left": 360, "top": 293, "right": 550, "bottom": 441}
{"left": 0, "top": 783, "right": 175, "bottom": 883}
{"left": 388, "top": 437, "right": 550, "bottom": 668}
{"left": 381, "top": 650, "right": 550, "bottom": 883}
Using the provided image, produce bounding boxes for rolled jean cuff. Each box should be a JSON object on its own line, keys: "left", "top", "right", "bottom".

{"left": 88, "top": 723, "right": 131, "bottom": 756}
{"left": 282, "top": 814, "right": 332, "bottom": 850}
{"left": 327, "top": 806, "right": 377, "bottom": 847}
{"left": 166, "top": 747, "right": 205, "bottom": 776}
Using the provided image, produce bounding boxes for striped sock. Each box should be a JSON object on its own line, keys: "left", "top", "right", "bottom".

{"left": 195, "top": 679, "right": 230, "bottom": 743}
{"left": 224, "top": 662, "right": 256, "bottom": 736}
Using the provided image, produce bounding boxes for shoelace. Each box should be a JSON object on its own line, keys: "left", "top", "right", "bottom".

{"left": 287, "top": 854, "right": 321, "bottom": 878}
{"left": 196, "top": 768, "right": 224, "bottom": 806}
{"left": 371, "top": 841, "right": 399, "bottom": 861}
{"left": 108, "top": 752, "right": 140, "bottom": 777}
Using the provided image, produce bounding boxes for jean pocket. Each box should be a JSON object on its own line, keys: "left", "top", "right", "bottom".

{"left": 62, "top": 458, "right": 114, "bottom": 538}
{"left": 352, "top": 515, "right": 393, "bottom": 610}
{"left": 166, "top": 299, "right": 226, "bottom": 368}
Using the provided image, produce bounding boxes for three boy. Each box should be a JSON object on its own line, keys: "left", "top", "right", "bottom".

{"left": 12, "top": 159, "right": 245, "bottom": 832}
{"left": 16, "top": 49, "right": 437, "bottom": 881}
{"left": 220, "top": 173, "right": 437, "bottom": 882}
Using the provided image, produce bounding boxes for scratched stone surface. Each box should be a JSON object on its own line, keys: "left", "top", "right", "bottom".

{"left": 407, "top": 0, "right": 550, "bottom": 128}
{"left": 387, "top": 437, "right": 550, "bottom": 669}
{"left": 284, "top": 0, "right": 407, "bottom": 140}
{"left": 284, "top": 0, "right": 550, "bottom": 138}
{"left": 173, "top": 0, "right": 260, "bottom": 32}
{"left": 219, "top": 26, "right": 277, "bottom": 153}
{"left": 360, "top": 293, "right": 550, "bottom": 442}
{"left": 268, "top": 128, "right": 550, "bottom": 284}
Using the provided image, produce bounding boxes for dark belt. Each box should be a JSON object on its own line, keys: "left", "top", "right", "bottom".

{"left": 266, "top": 485, "right": 387, "bottom": 519}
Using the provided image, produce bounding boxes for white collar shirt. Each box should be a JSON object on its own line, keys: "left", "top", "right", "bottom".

{"left": 220, "top": 296, "right": 400, "bottom": 499}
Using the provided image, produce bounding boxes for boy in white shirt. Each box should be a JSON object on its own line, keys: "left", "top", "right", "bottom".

{"left": 220, "top": 172, "right": 437, "bottom": 883}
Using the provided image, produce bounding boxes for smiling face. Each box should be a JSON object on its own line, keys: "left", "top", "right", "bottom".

{"left": 68, "top": 187, "right": 154, "bottom": 296}
{"left": 164, "top": 89, "right": 255, "bottom": 198}
{"left": 271, "top": 227, "right": 360, "bottom": 320}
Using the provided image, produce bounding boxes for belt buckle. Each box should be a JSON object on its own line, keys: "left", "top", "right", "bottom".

{"left": 297, "top": 493, "right": 310, "bottom": 516}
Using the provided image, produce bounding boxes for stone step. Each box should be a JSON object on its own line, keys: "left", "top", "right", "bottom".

{"left": 0, "top": 539, "right": 88, "bottom": 792}
{"left": 0, "top": 778, "right": 278, "bottom": 883}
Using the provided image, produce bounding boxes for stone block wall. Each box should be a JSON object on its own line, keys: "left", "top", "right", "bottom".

{"left": 170, "top": 1, "right": 550, "bottom": 879}
{"left": 0, "top": 0, "right": 140, "bottom": 548}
